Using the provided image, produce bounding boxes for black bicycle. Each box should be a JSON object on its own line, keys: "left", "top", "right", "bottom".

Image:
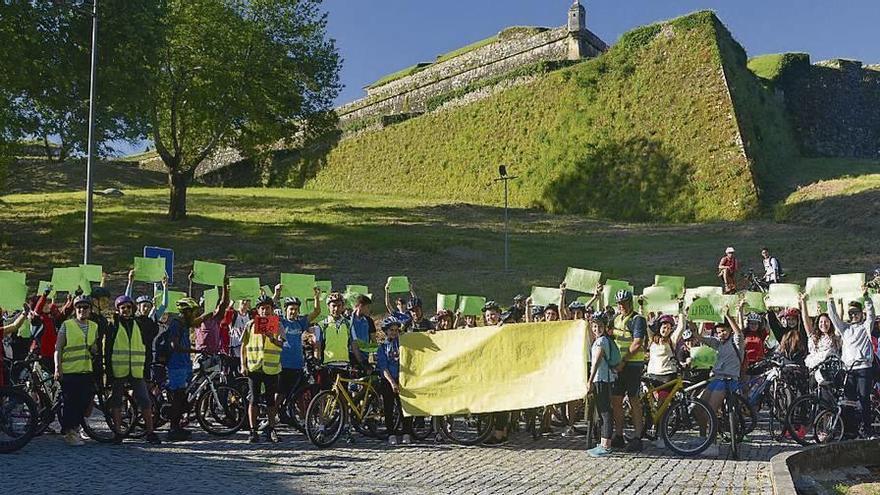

{"left": 0, "top": 385, "right": 38, "bottom": 453}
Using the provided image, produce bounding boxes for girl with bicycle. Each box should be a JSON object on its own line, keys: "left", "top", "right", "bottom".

{"left": 699, "top": 310, "right": 743, "bottom": 416}
{"left": 645, "top": 311, "right": 686, "bottom": 404}
{"left": 377, "top": 317, "right": 413, "bottom": 445}
{"left": 799, "top": 293, "right": 841, "bottom": 386}
{"left": 586, "top": 312, "right": 617, "bottom": 457}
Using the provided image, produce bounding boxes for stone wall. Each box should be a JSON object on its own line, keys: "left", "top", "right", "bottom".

{"left": 777, "top": 57, "right": 880, "bottom": 158}
{"left": 336, "top": 26, "right": 606, "bottom": 127}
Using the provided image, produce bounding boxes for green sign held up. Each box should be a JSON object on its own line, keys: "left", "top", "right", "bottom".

{"left": 192, "top": 261, "right": 226, "bottom": 287}
{"left": 281, "top": 273, "right": 315, "bottom": 298}
{"left": 79, "top": 264, "right": 103, "bottom": 283}
{"left": 654, "top": 275, "right": 686, "bottom": 298}
{"left": 133, "top": 257, "right": 167, "bottom": 283}
{"left": 530, "top": 286, "right": 561, "bottom": 307}
{"left": 563, "top": 267, "right": 602, "bottom": 294}
{"left": 386, "top": 276, "right": 411, "bottom": 294}
{"left": 458, "top": 295, "right": 486, "bottom": 316}
{"left": 437, "top": 293, "right": 458, "bottom": 312}
{"left": 0, "top": 281, "right": 27, "bottom": 309}
{"left": 687, "top": 297, "right": 724, "bottom": 323}
{"left": 229, "top": 277, "right": 261, "bottom": 302}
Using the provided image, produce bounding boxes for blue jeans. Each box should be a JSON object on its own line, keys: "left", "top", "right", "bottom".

{"left": 845, "top": 367, "right": 874, "bottom": 435}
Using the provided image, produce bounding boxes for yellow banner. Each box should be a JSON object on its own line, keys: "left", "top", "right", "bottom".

{"left": 399, "top": 320, "right": 589, "bottom": 416}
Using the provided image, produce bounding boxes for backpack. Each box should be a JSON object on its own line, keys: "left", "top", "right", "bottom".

{"left": 153, "top": 320, "right": 176, "bottom": 364}
{"left": 773, "top": 257, "right": 784, "bottom": 279}
{"left": 605, "top": 336, "right": 622, "bottom": 368}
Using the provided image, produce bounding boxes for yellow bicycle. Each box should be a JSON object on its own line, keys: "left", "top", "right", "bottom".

{"left": 304, "top": 367, "right": 393, "bottom": 448}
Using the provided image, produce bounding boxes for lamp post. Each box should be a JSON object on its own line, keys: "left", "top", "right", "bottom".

{"left": 495, "top": 165, "right": 518, "bottom": 271}
{"left": 83, "top": 0, "right": 98, "bottom": 264}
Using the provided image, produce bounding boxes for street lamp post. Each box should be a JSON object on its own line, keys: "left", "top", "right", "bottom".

{"left": 495, "top": 165, "right": 518, "bottom": 271}
{"left": 83, "top": 0, "right": 98, "bottom": 264}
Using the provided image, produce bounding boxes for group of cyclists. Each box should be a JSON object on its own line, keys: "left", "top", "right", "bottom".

{"left": 2, "top": 244, "right": 880, "bottom": 460}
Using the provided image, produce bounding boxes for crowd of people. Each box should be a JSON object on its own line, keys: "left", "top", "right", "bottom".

{"left": 1, "top": 245, "right": 879, "bottom": 459}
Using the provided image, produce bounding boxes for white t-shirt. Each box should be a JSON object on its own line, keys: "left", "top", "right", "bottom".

{"left": 229, "top": 312, "right": 251, "bottom": 357}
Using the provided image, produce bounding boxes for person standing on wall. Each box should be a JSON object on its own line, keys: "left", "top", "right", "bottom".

{"left": 761, "top": 248, "right": 782, "bottom": 285}
{"left": 718, "top": 247, "right": 739, "bottom": 294}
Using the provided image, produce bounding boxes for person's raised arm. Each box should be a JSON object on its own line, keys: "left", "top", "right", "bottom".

{"left": 799, "top": 293, "right": 813, "bottom": 336}
{"left": 213, "top": 280, "right": 230, "bottom": 319}
{"left": 525, "top": 297, "right": 534, "bottom": 323}
{"left": 559, "top": 282, "right": 569, "bottom": 320}
{"left": 100, "top": 272, "right": 108, "bottom": 289}
{"left": 826, "top": 288, "right": 845, "bottom": 336}
{"left": 308, "top": 287, "right": 322, "bottom": 323}
{"left": 125, "top": 269, "right": 135, "bottom": 298}
{"left": 864, "top": 285, "right": 875, "bottom": 323}
{"left": 384, "top": 280, "right": 394, "bottom": 315}
{"left": 671, "top": 304, "right": 687, "bottom": 344}
{"left": 153, "top": 276, "right": 170, "bottom": 321}
{"left": 1, "top": 310, "right": 28, "bottom": 337}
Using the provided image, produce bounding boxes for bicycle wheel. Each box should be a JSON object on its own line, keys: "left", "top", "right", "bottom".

{"left": 437, "top": 414, "right": 494, "bottom": 446}
{"left": 285, "top": 386, "right": 317, "bottom": 434}
{"left": 411, "top": 416, "right": 434, "bottom": 441}
{"left": 732, "top": 393, "right": 757, "bottom": 437}
{"left": 81, "top": 389, "right": 124, "bottom": 443}
{"left": 660, "top": 396, "right": 716, "bottom": 456}
{"left": 0, "top": 387, "right": 38, "bottom": 454}
{"left": 195, "top": 385, "right": 246, "bottom": 436}
{"left": 305, "top": 390, "right": 346, "bottom": 448}
{"left": 813, "top": 408, "right": 844, "bottom": 444}
{"left": 785, "top": 395, "right": 824, "bottom": 446}
{"left": 727, "top": 397, "right": 739, "bottom": 460}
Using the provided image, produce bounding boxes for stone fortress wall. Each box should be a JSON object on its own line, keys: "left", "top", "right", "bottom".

{"left": 335, "top": 2, "right": 607, "bottom": 131}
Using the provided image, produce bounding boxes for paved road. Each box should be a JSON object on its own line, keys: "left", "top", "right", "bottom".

{"left": 4, "top": 423, "right": 796, "bottom": 494}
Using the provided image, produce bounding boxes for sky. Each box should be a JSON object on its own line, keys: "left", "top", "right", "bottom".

{"left": 111, "top": 0, "right": 880, "bottom": 156}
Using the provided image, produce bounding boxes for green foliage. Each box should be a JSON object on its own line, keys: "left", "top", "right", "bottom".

{"left": 367, "top": 63, "right": 432, "bottom": 89}
{"left": 312, "top": 11, "right": 764, "bottom": 222}
{"left": 432, "top": 34, "right": 498, "bottom": 64}
{"left": 748, "top": 53, "right": 810, "bottom": 82}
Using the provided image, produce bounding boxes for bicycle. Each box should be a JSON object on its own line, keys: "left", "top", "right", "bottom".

{"left": 304, "top": 366, "right": 390, "bottom": 448}
{"left": 717, "top": 377, "right": 750, "bottom": 460}
{"left": 436, "top": 413, "right": 494, "bottom": 445}
{"left": 10, "top": 354, "right": 62, "bottom": 436}
{"left": 0, "top": 384, "right": 38, "bottom": 453}
{"left": 785, "top": 355, "right": 843, "bottom": 446}
{"left": 637, "top": 376, "right": 718, "bottom": 456}
{"left": 742, "top": 355, "right": 800, "bottom": 438}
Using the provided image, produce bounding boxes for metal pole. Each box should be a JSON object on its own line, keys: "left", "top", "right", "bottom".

{"left": 504, "top": 178, "right": 509, "bottom": 271}
{"left": 83, "top": 0, "right": 98, "bottom": 264}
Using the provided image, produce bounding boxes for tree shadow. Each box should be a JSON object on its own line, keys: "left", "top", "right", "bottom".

{"left": 540, "top": 137, "right": 696, "bottom": 222}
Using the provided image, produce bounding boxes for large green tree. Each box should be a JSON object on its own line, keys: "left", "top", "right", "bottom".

{"left": 147, "top": 0, "right": 341, "bottom": 219}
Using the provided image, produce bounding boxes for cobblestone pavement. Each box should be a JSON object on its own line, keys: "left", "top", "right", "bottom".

{"left": 6, "top": 421, "right": 797, "bottom": 495}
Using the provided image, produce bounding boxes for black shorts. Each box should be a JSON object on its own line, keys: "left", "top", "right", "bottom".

{"left": 109, "top": 378, "right": 152, "bottom": 409}
{"left": 247, "top": 372, "right": 279, "bottom": 404}
{"left": 278, "top": 368, "right": 305, "bottom": 398}
{"left": 612, "top": 363, "right": 644, "bottom": 398}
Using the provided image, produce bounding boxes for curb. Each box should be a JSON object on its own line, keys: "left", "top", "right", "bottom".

{"left": 770, "top": 439, "right": 880, "bottom": 495}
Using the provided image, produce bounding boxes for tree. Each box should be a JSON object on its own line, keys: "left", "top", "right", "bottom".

{"left": 146, "top": 0, "right": 341, "bottom": 220}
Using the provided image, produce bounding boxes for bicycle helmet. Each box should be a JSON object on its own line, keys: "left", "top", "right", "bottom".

{"left": 746, "top": 312, "right": 763, "bottom": 324}
{"left": 544, "top": 303, "right": 559, "bottom": 313}
{"left": 568, "top": 301, "right": 586, "bottom": 311}
{"left": 326, "top": 292, "right": 345, "bottom": 305}
{"left": 90, "top": 287, "right": 110, "bottom": 299}
{"left": 255, "top": 295, "right": 274, "bottom": 307}
{"left": 873, "top": 267, "right": 880, "bottom": 278}
{"left": 513, "top": 294, "right": 527, "bottom": 303}
{"left": 381, "top": 316, "right": 402, "bottom": 331}
{"left": 657, "top": 314, "right": 675, "bottom": 327}
{"left": 779, "top": 307, "right": 800, "bottom": 319}
{"left": 73, "top": 295, "right": 92, "bottom": 308}
{"left": 590, "top": 312, "right": 609, "bottom": 327}
{"left": 176, "top": 297, "right": 199, "bottom": 311}
{"left": 681, "top": 328, "right": 694, "bottom": 340}
{"left": 615, "top": 290, "right": 633, "bottom": 303}
{"left": 407, "top": 297, "right": 423, "bottom": 310}
{"left": 135, "top": 295, "right": 153, "bottom": 305}
{"left": 530, "top": 305, "right": 545, "bottom": 317}
{"left": 114, "top": 295, "right": 134, "bottom": 308}
{"left": 283, "top": 296, "right": 302, "bottom": 308}
{"left": 482, "top": 300, "right": 500, "bottom": 313}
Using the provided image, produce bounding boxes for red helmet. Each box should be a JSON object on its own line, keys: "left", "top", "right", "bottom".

{"left": 779, "top": 308, "right": 800, "bottom": 319}
{"left": 657, "top": 315, "right": 676, "bottom": 327}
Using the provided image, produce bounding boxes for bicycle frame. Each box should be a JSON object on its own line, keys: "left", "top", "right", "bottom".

{"left": 642, "top": 377, "right": 687, "bottom": 426}
{"left": 328, "top": 373, "right": 377, "bottom": 422}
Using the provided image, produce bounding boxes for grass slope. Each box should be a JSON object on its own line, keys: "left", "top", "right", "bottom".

{"left": 310, "top": 11, "right": 762, "bottom": 222}
{"left": 1, "top": 188, "right": 875, "bottom": 304}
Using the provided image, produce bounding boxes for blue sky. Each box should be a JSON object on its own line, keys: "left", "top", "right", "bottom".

{"left": 112, "top": 0, "right": 879, "bottom": 155}
{"left": 324, "top": 0, "right": 880, "bottom": 106}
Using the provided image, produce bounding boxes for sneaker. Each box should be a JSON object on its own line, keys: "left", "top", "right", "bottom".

{"left": 703, "top": 444, "right": 720, "bottom": 457}
{"left": 64, "top": 431, "right": 85, "bottom": 447}
{"left": 265, "top": 428, "right": 281, "bottom": 444}
{"left": 387, "top": 435, "right": 399, "bottom": 446}
{"left": 145, "top": 432, "right": 162, "bottom": 445}
{"left": 587, "top": 445, "right": 611, "bottom": 457}
{"left": 624, "top": 437, "right": 643, "bottom": 452}
{"left": 248, "top": 431, "right": 260, "bottom": 443}
{"left": 78, "top": 427, "right": 89, "bottom": 441}
{"left": 653, "top": 437, "right": 666, "bottom": 449}
{"left": 610, "top": 435, "right": 626, "bottom": 448}
{"left": 401, "top": 434, "right": 412, "bottom": 445}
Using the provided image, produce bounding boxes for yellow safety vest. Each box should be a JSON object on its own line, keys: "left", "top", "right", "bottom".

{"left": 322, "top": 317, "right": 351, "bottom": 363}
{"left": 245, "top": 323, "right": 281, "bottom": 375}
{"left": 111, "top": 320, "right": 146, "bottom": 379}
{"left": 613, "top": 312, "right": 646, "bottom": 363}
{"left": 62, "top": 319, "right": 98, "bottom": 374}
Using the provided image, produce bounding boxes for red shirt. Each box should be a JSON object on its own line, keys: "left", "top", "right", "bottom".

{"left": 218, "top": 307, "right": 235, "bottom": 355}
{"left": 719, "top": 255, "right": 738, "bottom": 273}
{"left": 743, "top": 329, "right": 768, "bottom": 366}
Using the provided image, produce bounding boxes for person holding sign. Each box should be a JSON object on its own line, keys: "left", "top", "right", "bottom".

{"left": 586, "top": 312, "right": 618, "bottom": 458}
{"left": 277, "top": 288, "right": 323, "bottom": 409}
{"left": 405, "top": 297, "right": 435, "bottom": 333}
{"left": 699, "top": 308, "right": 743, "bottom": 424}
{"left": 351, "top": 295, "right": 378, "bottom": 360}
{"left": 240, "top": 295, "right": 285, "bottom": 443}
{"left": 0, "top": 308, "right": 30, "bottom": 388}
{"left": 608, "top": 289, "right": 648, "bottom": 452}
{"left": 54, "top": 295, "right": 100, "bottom": 446}
{"left": 769, "top": 307, "right": 807, "bottom": 366}
{"left": 717, "top": 247, "right": 739, "bottom": 294}
{"left": 165, "top": 297, "right": 201, "bottom": 441}
{"left": 319, "top": 292, "right": 367, "bottom": 369}
{"left": 798, "top": 293, "right": 841, "bottom": 384}
{"left": 827, "top": 286, "right": 876, "bottom": 438}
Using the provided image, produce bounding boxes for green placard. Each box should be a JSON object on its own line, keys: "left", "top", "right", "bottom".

{"left": 654, "top": 275, "right": 686, "bottom": 298}
{"left": 805, "top": 277, "right": 830, "bottom": 302}
{"left": 0, "top": 270, "right": 27, "bottom": 286}
{"left": 436, "top": 293, "right": 458, "bottom": 312}
{"left": 563, "top": 267, "right": 602, "bottom": 294}
{"left": 303, "top": 299, "right": 328, "bottom": 321}
{"left": 315, "top": 280, "right": 332, "bottom": 295}
{"left": 0, "top": 281, "right": 27, "bottom": 309}
{"left": 51, "top": 267, "right": 85, "bottom": 293}
{"left": 687, "top": 297, "right": 723, "bottom": 323}
{"left": 530, "top": 286, "right": 561, "bottom": 307}
{"left": 155, "top": 290, "right": 188, "bottom": 314}
{"left": 345, "top": 285, "right": 369, "bottom": 296}
{"left": 261, "top": 285, "right": 273, "bottom": 298}
{"left": 37, "top": 281, "right": 56, "bottom": 300}
{"left": 229, "top": 277, "right": 261, "bottom": 302}
{"left": 192, "top": 260, "right": 226, "bottom": 286}
{"left": 18, "top": 319, "right": 32, "bottom": 338}
{"left": 830, "top": 273, "right": 865, "bottom": 299}
{"left": 203, "top": 287, "right": 219, "bottom": 312}
{"left": 684, "top": 286, "right": 722, "bottom": 307}
{"left": 766, "top": 283, "right": 801, "bottom": 309}
{"left": 744, "top": 291, "right": 767, "bottom": 313}
{"left": 387, "top": 276, "right": 411, "bottom": 294}
{"left": 603, "top": 279, "right": 634, "bottom": 308}
{"left": 807, "top": 299, "right": 829, "bottom": 317}
{"left": 281, "top": 273, "right": 315, "bottom": 298}
{"left": 458, "top": 295, "right": 486, "bottom": 316}
{"left": 79, "top": 264, "right": 103, "bottom": 282}
{"left": 641, "top": 286, "right": 679, "bottom": 314}
{"left": 133, "top": 257, "right": 167, "bottom": 283}
{"left": 709, "top": 293, "right": 739, "bottom": 317}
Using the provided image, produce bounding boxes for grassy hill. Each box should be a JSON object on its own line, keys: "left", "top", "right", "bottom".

{"left": 1, "top": 187, "right": 876, "bottom": 303}
{"left": 308, "top": 11, "right": 794, "bottom": 223}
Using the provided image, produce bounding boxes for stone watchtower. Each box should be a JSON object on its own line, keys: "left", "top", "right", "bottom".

{"left": 567, "top": 1, "right": 605, "bottom": 60}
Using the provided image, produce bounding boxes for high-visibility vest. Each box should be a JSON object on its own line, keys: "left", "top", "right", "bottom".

{"left": 62, "top": 319, "right": 98, "bottom": 374}
{"left": 322, "top": 317, "right": 351, "bottom": 363}
{"left": 612, "top": 312, "right": 646, "bottom": 363}
{"left": 111, "top": 320, "right": 146, "bottom": 379}
{"left": 245, "top": 323, "right": 281, "bottom": 375}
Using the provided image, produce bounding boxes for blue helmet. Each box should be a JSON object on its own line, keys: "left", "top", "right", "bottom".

{"left": 381, "top": 316, "right": 402, "bottom": 331}
{"left": 283, "top": 297, "right": 302, "bottom": 308}
{"left": 407, "top": 297, "right": 423, "bottom": 310}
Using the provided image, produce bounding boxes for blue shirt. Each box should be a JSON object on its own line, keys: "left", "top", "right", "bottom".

{"left": 280, "top": 316, "right": 309, "bottom": 370}
{"left": 167, "top": 318, "right": 192, "bottom": 370}
{"left": 377, "top": 338, "right": 400, "bottom": 381}
{"left": 350, "top": 313, "right": 372, "bottom": 343}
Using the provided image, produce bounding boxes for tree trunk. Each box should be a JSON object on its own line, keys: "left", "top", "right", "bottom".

{"left": 167, "top": 170, "right": 191, "bottom": 220}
